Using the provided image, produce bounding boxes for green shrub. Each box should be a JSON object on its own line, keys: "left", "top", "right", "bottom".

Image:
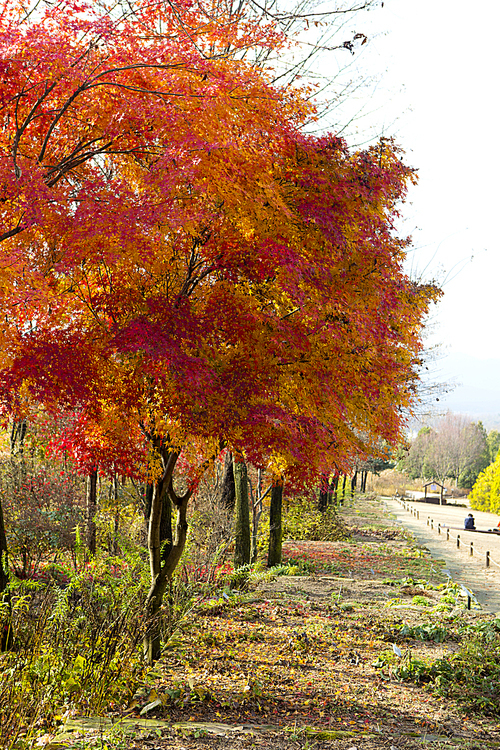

{"left": 0, "top": 587, "right": 147, "bottom": 748}
{"left": 0, "top": 551, "right": 186, "bottom": 749}
{"left": 283, "top": 496, "right": 349, "bottom": 542}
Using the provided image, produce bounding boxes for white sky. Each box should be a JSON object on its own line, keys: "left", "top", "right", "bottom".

{"left": 328, "top": 0, "right": 500, "bottom": 362}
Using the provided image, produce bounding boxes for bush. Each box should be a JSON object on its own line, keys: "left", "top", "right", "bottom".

{"left": 469, "top": 454, "right": 500, "bottom": 513}
{"left": 283, "top": 496, "right": 349, "bottom": 542}
{"left": 0, "top": 563, "right": 149, "bottom": 749}
{"left": 0, "top": 460, "right": 84, "bottom": 576}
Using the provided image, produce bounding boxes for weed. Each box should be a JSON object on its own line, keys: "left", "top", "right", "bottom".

{"left": 383, "top": 576, "right": 438, "bottom": 590}
{"left": 385, "top": 597, "right": 403, "bottom": 607}
{"left": 389, "top": 616, "right": 500, "bottom": 716}
{"left": 412, "top": 594, "right": 432, "bottom": 607}
{"left": 398, "top": 622, "right": 449, "bottom": 643}
{"left": 283, "top": 556, "right": 317, "bottom": 574}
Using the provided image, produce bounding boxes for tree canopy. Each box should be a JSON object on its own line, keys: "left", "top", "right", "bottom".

{"left": 0, "top": 1, "right": 441, "bottom": 649}
{"left": 0, "top": 0, "right": 437, "bottom": 486}
{"left": 469, "top": 452, "right": 500, "bottom": 515}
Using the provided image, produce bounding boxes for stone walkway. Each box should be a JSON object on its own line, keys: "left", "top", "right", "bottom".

{"left": 384, "top": 497, "right": 500, "bottom": 614}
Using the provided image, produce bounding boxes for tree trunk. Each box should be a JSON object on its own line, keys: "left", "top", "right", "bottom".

{"left": 318, "top": 472, "right": 329, "bottom": 511}
{"left": 143, "top": 446, "right": 192, "bottom": 664}
{"left": 0, "top": 498, "right": 12, "bottom": 651}
{"left": 10, "top": 418, "right": 27, "bottom": 455}
{"left": 319, "top": 472, "right": 338, "bottom": 510}
{"left": 159, "top": 486, "right": 173, "bottom": 560}
{"left": 351, "top": 470, "right": 357, "bottom": 498}
{"left": 361, "top": 471, "right": 368, "bottom": 493}
{"left": 10, "top": 419, "right": 27, "bottom": 491}
{"left": 86, "top": 468, "right": 98, "bottom": 556}
{"left": 233, "top": 459, "right": 250, "bottom": 568}
{"left": 341, "top": 473, "right": 347, "bottom": 503}
{"left": 267, "top": 476, "right": 283, "bottom": 568}
{"left": 0, "top": 500, "right": 9, "bottom": 597}
{"left": 327, "top": 474, "right": 339, "bottom": 506}
{"left": 220, "top": 451, "right": 236, "bottom": 511}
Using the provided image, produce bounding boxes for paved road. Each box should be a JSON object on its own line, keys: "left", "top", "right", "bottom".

{"left": 383, "top": 497, "right": 500, "bottom": 614}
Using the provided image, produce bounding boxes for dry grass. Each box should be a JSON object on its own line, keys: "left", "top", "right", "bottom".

{"left": 368, "top": 470, "right": 425, "bottom": 498}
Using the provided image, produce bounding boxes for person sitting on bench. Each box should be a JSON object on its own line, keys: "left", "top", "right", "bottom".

{"left": 464, "top": 513, "right": 476, "bottom": 530}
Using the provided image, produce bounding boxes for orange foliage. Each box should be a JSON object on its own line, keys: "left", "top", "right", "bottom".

{"left": 0, "top": 0, "right": 439, "bottom": 487}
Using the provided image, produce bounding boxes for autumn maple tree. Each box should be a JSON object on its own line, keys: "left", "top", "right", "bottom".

{"left": 0, "top": 0, "right": 439, "bottom": 660}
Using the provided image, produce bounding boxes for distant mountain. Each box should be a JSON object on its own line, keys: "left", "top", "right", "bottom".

{"left": 423, "top": 352, "right": 500, "bottom": 429}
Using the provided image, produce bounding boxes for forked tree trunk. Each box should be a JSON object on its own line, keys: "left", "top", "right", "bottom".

{"left": 267, "top": 476, "right": 284, "bottom": 568}
{"left": 233, "top": 459, "right": 250, "bottom": 568}
{"left": 143, "top": 446, "right": 192, "bottom": 664}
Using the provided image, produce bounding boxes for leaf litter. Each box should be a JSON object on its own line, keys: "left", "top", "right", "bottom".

{"left": 54, "top": 497, "right": 500, "bottom": 750}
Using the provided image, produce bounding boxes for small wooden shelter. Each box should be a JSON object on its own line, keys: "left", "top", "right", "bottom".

{"left": 423, "top": 480, "right": 447, "bottom": 505}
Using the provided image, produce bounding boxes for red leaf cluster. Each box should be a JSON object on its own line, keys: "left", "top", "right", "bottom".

{"left": 0, "top": 0, "right": 440, "bottom": 486}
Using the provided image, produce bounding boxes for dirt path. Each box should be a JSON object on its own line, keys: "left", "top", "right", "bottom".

{"left": 384, "top": 498, "right": 500, "bottom": 613}
{"left": 48, "top": 497, "right": 500, "bottom": 750}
